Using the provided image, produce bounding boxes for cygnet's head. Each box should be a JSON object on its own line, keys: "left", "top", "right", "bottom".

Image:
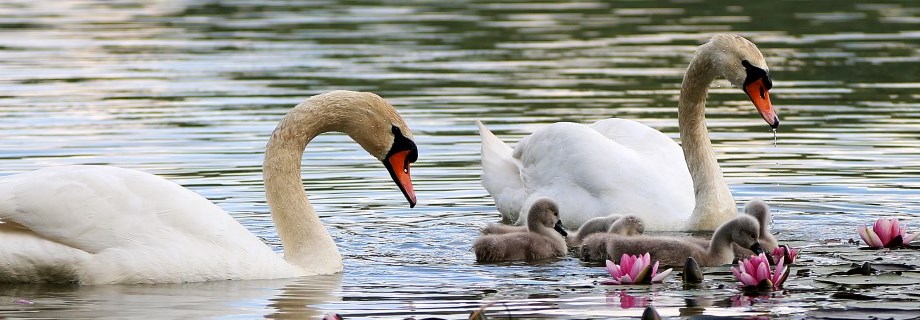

{"left": 527, "top": 197, "right": 567, "bottom": 237}
{"left": 724, "top": 215, "right": 763, "bottom": 254}
{"left": 608, "top": 215, "right": 644, "bottom": 236}
{"left": 743, "top": 199, "right": 771, "bottom": 227}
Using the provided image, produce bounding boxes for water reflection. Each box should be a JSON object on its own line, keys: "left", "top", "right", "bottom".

{"left": 1, "top": 0, "right": 919, "bottom": 318}
{"left": 0, "top": 275, "right": 341, "bottom": 318}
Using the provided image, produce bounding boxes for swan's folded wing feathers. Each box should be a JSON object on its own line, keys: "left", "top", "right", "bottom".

{"left": 477, "top": 121, "right": 527, "bottom": 221}
{"left": 0, "top": 166, "right": 262, "bottom": 254}
{"left": 515, "top": 122, "right": 686, "bottom": 228}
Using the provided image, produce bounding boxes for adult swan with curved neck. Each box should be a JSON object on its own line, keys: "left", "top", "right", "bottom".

{"left": 0, "top": 90, "right": 418, "bottom": 284}
{"left": 478, "top": 34, "right": 778, "bottom": 231}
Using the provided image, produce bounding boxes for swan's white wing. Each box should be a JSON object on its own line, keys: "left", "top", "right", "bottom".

{"left": 0, "top": 165, "right": 293, "bottom": 283}
{"left": 0, "top": 166, "right": 253, "bottom": 250}
{"left": 512, "top": 120, "right": 694, "bottom": 230}
{"left": 477, "top": 121, "right": 528, "bottom": 223}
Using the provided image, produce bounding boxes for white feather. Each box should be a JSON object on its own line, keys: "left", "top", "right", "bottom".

{"left": 478, "top": 120, "right": 694, "bottom": 231}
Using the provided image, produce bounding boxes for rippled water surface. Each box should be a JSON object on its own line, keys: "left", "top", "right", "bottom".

{"left": 1, "top": 1, "right": 919, "bottom": 319}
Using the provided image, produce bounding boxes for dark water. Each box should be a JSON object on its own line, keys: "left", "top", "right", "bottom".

{"left": 1, "top": 0, "right": 919, "bottom": 319}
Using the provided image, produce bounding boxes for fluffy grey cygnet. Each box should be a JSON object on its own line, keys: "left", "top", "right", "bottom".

{"left": 479, "top": 223, "right": 526, "bottom": 235}
{"left": 574, "top": 215, "right": 645, "bottom": 258}
{"left": 583, "top": 215, "right": 763, "bottom": 266}
{"left": 568, "top": 214, "right": 645, "bottom": 246}
{"left": 479, "top": 218, "right": 569, "bottom": 238}
{"left": 473, "top": 198, "right": 568, "bottom": 262}
{"left": 742, "top": 199, "right": 778, "bottom": 251}
{"left": 687, "top": 199, "right": 779, "bottom": 259}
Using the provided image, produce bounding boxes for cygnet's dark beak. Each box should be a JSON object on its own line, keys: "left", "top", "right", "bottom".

{"left": 749, "top": 242, "right": 765, "bottom": 255}
{"left": 553, "top": 220, "right": 568, "bottom": 237}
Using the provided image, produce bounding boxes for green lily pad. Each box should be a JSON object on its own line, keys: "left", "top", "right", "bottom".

{"left": 815, "top": 273, "right": 920, "bottom": 287}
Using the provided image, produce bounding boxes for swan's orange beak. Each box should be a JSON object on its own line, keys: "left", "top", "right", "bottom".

{"left": 744, "top": 78, "right": 779, "bottom": 128}
{"left": 384, "top": 150, "right": 417, "bottom": 208}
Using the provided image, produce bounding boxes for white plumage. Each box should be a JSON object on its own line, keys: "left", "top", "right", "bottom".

{"left": 0, "top": 90, "right": 418, "bottom": 284}
{"left": 478, "top": 119, "right": 694, "bottom": 230}
{"left": 478, "top": 34, "right": 779, "bottom": 231}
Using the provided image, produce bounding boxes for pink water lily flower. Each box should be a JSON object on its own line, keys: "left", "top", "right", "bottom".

{"left": 857, "top": 218, "right": 919, "bottom": 248}
{"left": 771, "top": 245, "right": 799, "bottom": 264}
{"left": 601, "top": 253, "right": 672, "bottom": 285}
{"left": 731, "top": 253, "right": 790, "bottom": 291}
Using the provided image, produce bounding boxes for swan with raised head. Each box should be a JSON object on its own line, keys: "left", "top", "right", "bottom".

{"left": 0, "top": 90, "right": 418, "bottom": 285}
{"left": 478, "top": 34, "right": 778, "bottom": 231}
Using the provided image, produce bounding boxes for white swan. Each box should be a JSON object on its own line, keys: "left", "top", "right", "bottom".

{"left": 0, "top": 90, "right": 418, "bottom": 284}
{"left": 478, "top": 34, "right": 778, "bottom": 231}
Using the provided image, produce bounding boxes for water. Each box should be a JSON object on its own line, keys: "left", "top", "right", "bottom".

{"left": 1, "top": 0, "right": 919, "bottom": 318}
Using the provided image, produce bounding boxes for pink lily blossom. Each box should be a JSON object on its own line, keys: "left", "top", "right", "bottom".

{"left": 771, "top": 245, "right": 799, "bottom": 264}
{"left": 857, "top": 218, "right": 918, "bottom": 248}
{"left": 601, "top": 253, "right": 672, "bottom": 285}
{"left": 731, "top": 253, "right": 790, "bottom": 291}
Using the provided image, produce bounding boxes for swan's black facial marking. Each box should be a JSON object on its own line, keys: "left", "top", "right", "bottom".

{"left": 387, "top": 126, "right": 418, "bottom": 167}
{"left": 741, "top": 60, "right": 779, "bottom": 129}
{"left": 383, "top": 125, "right": 418, "bottom": 207}
{"left": 742, "top": 60, "right": 773, "bottom": 95}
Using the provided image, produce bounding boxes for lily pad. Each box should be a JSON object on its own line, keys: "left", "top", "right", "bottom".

{"left": 815, "top": 273, "right": 920, "bottom": 287}
{"left": 829, "top": 291, "right": 878, "bottom": 300}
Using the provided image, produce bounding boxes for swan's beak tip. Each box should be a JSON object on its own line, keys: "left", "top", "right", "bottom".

{"left": 770, "top": 116, "right": 779, "bottom": 129}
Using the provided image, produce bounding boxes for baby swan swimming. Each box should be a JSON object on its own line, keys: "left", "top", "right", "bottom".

{"left": 743, "top": 199, "right": 778, "bottom": 251}
{"left": 569, "top": 214, "right": 645, "bottom": 247}
{"left": 575, "top": 215, "right": 645, "bottom": 260}
{"left": 688, "top": 199, "right": 779, "bottom": 259}
{"left": 582, "top": 215, "right": 764, "bottom": 267}
{"left": 473, "top": 198, "right": 568, "bottom": 262}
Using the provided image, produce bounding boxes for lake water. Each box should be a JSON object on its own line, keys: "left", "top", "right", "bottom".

{"left": 1, "top": 0, "right": 919, "bottom": 319}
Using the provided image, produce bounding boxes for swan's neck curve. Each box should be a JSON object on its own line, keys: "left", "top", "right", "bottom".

{"left": 678, "top": 52, "right": 738, "bottom": 231}
{"left": 263, "top": 104, "right": 346, "bottom": 274}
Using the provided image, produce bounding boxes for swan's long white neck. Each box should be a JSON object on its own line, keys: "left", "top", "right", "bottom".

{"left": 678, "top": 50, "right": 738, "bottom": 231}
{"left": 263, "top": 103, "right": 346, "bottom": 273}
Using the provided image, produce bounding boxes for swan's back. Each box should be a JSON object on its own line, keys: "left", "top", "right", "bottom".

{"left": 0, "top": 165, "right": 298, "bottom": 284}
{"left": 511, "top": 121, "right": 694, "bottom": 230}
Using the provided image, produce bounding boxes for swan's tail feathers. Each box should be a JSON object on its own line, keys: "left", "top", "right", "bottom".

{"left": 477, "top": 120, "right": 513, "bottom": 158}
{"left": 476, "top": 121, "right": 527, "bottom": 223}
